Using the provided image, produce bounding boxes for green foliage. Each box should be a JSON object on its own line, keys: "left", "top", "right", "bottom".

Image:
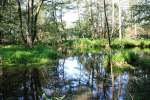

{"left": 73, "top": 19, "right": 92, "bottom": 38}
{"left": 0, "top": 0, "right": 19, "bottom": 43}
{"left": 131, "top": 3, "right": 150, "bottom": 27}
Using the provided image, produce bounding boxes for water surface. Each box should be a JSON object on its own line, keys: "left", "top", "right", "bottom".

{"left": 0, "top": 49, "right": 150, "bottom": 100}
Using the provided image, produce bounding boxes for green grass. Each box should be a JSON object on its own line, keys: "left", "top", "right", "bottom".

{"left": 65, "top": 38, "right": 107, "bottom": 48}
{"left": 102, "top": 48, "right": 150, "bottom": 72}
{"left": 111, "top": 38, "right": 150, "bottom": 48}
{"left": 65, "top": 38, "right": 150, "bottom": 49}
{"left": 112, "top": 48, "right": 150, "bottom": 69}
{"left": 0, "top": 45, "right": 60, "bottom": 65}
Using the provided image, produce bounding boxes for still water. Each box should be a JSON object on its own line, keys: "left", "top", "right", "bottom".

{"left": 0, "top": 49, "right": 150, "bottom": 100}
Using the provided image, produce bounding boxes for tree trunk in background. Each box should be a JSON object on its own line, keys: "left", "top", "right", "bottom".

{"left": 60, "top": 0, "right": 65, "bottom": 43}
{"left": 16, "top": 0, "right": 27, "bottom": 44}
{"left": 134, "top": 23, "right": 137, "bottom": 36}
{"left": 96, "top": 0, "right": 100, "bottom": 38}
{"left": 100, "top": 13, "right": 103, "bottom": 37}
{"left": 118, "top": 0, "right": 122, "bottom": 40}
{"left": 77, "top": 0, "right": 81, "bottom": 38}
{"left": 104, "top": 0, "right": 111, "bottom": 47}
{"left": 112, "top": 0, "right": 115, "bottom": 37}
{"left": 89, "top": 0, "right": 94, "bottom": 39}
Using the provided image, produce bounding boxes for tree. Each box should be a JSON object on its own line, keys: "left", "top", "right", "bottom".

{"left": 0, "top": 0, "right": 18, "bottom": 44}
{"left": 74, "top": 0, "right": 111, "bottom": 39}
{"left": 16, "top": 0, "right": 44, "bottom": 48}
{"left": 41, "top": 0, "right": 70, "bottom": 44}
{"left": 131, "top": 0, "right": 150, "bottom": 38}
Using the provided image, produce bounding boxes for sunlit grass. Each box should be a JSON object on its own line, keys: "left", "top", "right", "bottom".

{"left": 0, "top": 45, "right": 59, "bottom": 65}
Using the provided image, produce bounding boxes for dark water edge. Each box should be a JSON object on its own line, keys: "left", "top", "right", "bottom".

{"left": 0, "top": 48, "right": 150, "bottom": 100}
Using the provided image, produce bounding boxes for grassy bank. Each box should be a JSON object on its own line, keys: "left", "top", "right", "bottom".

{"left": 0, "top": 38, "right": 150, "bottom": 66}
{"left": 0, "top": 45, "right": 59, "bottom": 65}
{"left": 111, "top": 48, "right": 150, "bottom": 68}
{"left": 65, "top": 38, "right": 150, "bottom": 48}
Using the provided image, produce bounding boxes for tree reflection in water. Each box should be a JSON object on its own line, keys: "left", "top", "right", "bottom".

{"left": 53, "top": 52, "right": 129, "bottom": 100}
{"left": 127, "top": 68, "right": 150, "bottom": 99}
{"left": 0, "top": 67, "right": 43, "bottom": 100}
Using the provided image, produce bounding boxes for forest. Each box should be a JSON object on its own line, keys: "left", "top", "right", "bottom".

{"left": 0, "top": 0, "right": 150, "bottom": 100}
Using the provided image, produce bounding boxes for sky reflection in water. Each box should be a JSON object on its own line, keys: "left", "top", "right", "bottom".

{"left": 54, "top": 56, "right": 129, "bottom": 100}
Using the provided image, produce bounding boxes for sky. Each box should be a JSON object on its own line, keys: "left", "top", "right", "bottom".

{"left": 63, "top": 9, "right": 78, "bottom": 28}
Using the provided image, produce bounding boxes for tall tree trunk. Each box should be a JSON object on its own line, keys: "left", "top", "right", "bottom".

{"left": 77, "top": 0, "right": 81, "bottom": 38}
{"left": 27, "top": 0, "right": 33, "bottom": 48}
{"left": 104, "top": 0, "right": 111, "bottom": 47}
{"left": 60, "top": 0, "right": 65, "bottom": 42}
{"left": 112, "top": 0, "right": 115, "bottom": 37}
{"left": 16, "top": 0, "right": 27, "bottom": 44}
{"left": 134, "top": 23, "right": 137, "bottom": 36}
{"left": 89, "top": 0, "right": 94, "bottom": 39}
{"left": 118, "top": 0, "right": 122, "bottom": 40}
{"left": 96, "top": 0, "right": 100, "bottom": 38}
{"left": 32, "top": 0, "right": 44, "bottom": 46}
{"left": 100, "top": 13, "right": 103, "bottom": 37}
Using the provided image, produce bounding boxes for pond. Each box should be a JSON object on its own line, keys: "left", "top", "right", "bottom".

{"left": 0, "top": 48, "right": 150, "bottom": 100}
